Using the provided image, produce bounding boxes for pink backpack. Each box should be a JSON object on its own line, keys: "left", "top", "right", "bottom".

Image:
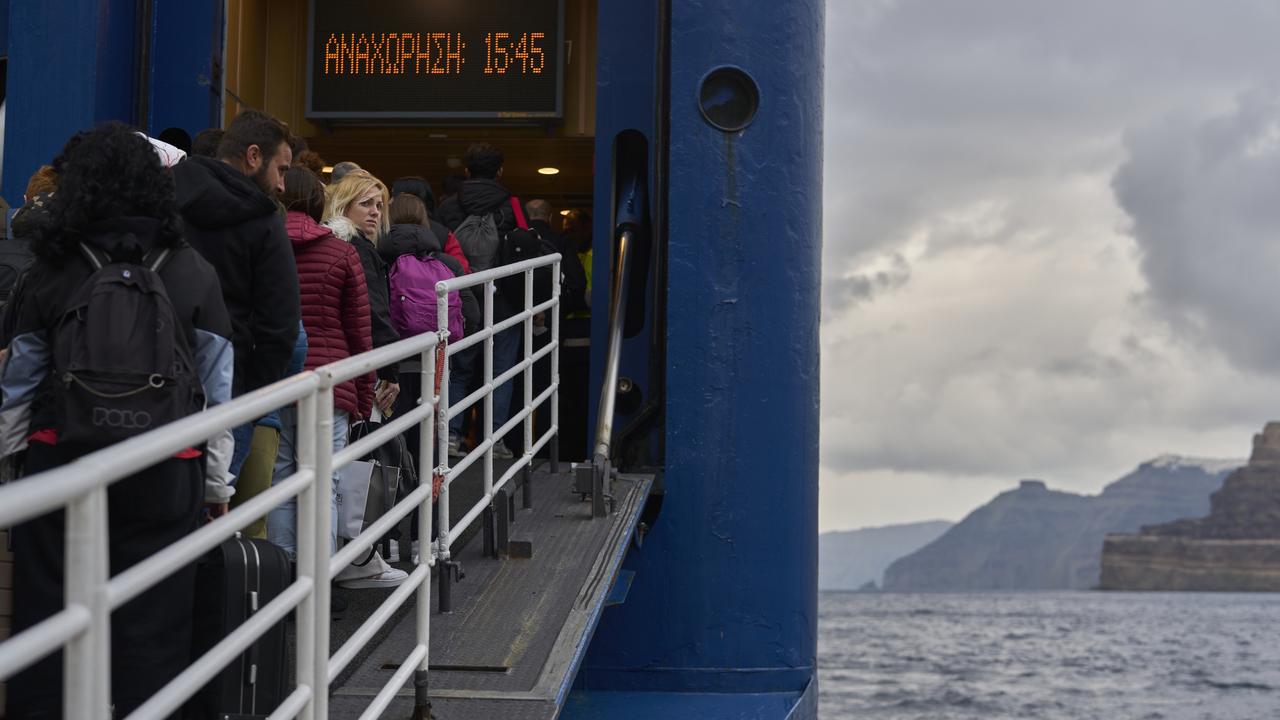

{"left": 388, "top": 254, "right": 464, "bottom": 340}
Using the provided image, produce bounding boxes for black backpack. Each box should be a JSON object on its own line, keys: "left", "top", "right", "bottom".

{"left": 496, "top": 225, "right": 559, "bottom": 309}
{"left": 53, "top": 243, "right": 204, "bottom": 449}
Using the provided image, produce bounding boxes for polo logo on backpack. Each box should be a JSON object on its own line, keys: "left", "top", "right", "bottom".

{"left": 388, "top": 253, "right": 465, "bottom": 340}
{"left": 53, "top": 243, "right": 203, "bottom": 449}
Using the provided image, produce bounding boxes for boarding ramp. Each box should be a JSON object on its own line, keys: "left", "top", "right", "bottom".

{"left": 0, "top": 251, "right": 653, "bottom": 720}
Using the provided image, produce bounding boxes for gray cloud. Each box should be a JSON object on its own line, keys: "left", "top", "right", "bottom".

{"left": 1113, "top": 90, "right": 1280, "bottom": 374}
{"left": 822, "top": 252, "right": 911, "bottom": 308}
{"left": 819, "top": 1, "right": 1280, "bottom": 529}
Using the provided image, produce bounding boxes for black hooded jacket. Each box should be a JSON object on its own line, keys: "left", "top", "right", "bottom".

{"left": 173, "top": 156, "right": 300, "bottom": 396}
{"left": 436, "top": 178, "right": 517, "bottom": 233}
{"left": 380, "top": 224, "right": 481, "bottom": 333}
{"left": 529, "top": 218, "right": 589, "bottom": 317}
{"left": 437, "top": 178, "right": 523, "bottom": 324}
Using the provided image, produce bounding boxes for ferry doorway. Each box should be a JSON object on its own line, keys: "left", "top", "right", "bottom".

{"left": 219, "top": 0, "right": 600, "bottom": 460}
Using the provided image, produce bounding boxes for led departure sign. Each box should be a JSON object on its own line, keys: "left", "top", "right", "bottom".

{"left": 307, "top": 0, "right": 563, "bottom": 120}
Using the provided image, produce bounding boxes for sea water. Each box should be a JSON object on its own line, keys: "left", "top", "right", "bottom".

{"left": 818, "top": 591, "right": 1280, "bottom": 719}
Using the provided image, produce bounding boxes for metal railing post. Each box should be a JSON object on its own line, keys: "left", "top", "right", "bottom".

{"left": 550, "top": 257, "right": 561, "bottom": 475}
{"left": 64, "top": 485, "right": 110, "bottom": 718}
{"left": 436, "top": 287, "right": 454, "bottom": 612}
{"left": 482, "top": 280, "right": 496, "bottom": 557}
{"left": 312, "top": 384, "right": 336, "bottom": 720}
{"left": 294, "top": 391, "right": 319, "bottom": 720}
{"left": 522, "top": 267, "right": 534, "bottom": 508}
{"left": 414, "top": 345, "right": 435, "bottom": 720}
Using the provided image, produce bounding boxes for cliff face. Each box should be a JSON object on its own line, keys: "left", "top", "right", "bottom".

{"left": 883, "top": 458, "right": 1237, "bottom": 591}
{"left": 818, "top": 521, "right": 953, "bottom": 591}
{"left": 1100, "top": 424, "right": 1280, "bottom": 591}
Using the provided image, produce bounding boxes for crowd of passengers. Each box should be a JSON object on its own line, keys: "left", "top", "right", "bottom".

{"left": 0, "top": 111, "right": 592, "bottom": 717}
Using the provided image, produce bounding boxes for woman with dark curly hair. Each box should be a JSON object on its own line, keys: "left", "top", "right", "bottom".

{"left": 0, "top": 123, "right": 234, "bottom": 718}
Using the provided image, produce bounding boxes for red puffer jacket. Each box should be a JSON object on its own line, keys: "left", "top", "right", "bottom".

{"left": 286, "top": 211, "right": 374, "bottom": 419}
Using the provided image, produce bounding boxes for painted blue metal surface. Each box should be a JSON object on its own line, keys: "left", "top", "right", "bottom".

{"left": 560, "top": 689, "right": 804, "bottom": 720}
{"left": 146, "top": 0, "right": 222, "bottom": 137}
{"left": 2, "top": 0, "right": 219, "bottom": 201}
{"left": 2, "top": 0, "right": 143, "bottom": 203}
{"left": 605, "top": 569, "right": 635, "bottom": 607}
{"left": 587, "top": 0, "right": 660, "bottom": 445}
{"left": 580, "top": 0, "right": 824, "bottom": 706}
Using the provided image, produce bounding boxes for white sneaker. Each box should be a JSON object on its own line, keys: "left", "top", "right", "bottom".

{"left": 337, "top": 567, "right": 408, "bottom": 589}
{"left": 335, "top": 551, "right": 408, "bottom": 589}
{"left": 447, "top": 436, "right": 464, "bottom": 458}
{"left": 492, "top": 443, "right": 514, "bottom": 460}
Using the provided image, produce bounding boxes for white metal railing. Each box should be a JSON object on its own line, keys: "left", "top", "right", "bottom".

{"left": 433, "top": 253, "right": 562, "bottom": 568}
{"left": 0, "top": 252, "right": 562, "bottom": 719}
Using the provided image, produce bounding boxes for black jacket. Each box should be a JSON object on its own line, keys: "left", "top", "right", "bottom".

{"left": 528, "top": 219, "right": 589, "bottom": 317}
{"left": 438, "top": 178, "right": 523, "bottom": 324}
{"left": 173, "top": 156, "right": 300, "bottom": 396}
{"left": 326, "top": 218, "right": 400, "bottom": 382}
{"left": 437, "top": 178, "right": 517, "bottom": 233}
{"left": 0, "top": 217, "right": 237, "bottom": 500}
{"left": 380, "top": 224, "right": 481, "bottom": 334}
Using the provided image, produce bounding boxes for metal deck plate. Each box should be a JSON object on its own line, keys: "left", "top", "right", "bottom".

{"left": 330, "top": 467, "right": 654, "bottom": 720}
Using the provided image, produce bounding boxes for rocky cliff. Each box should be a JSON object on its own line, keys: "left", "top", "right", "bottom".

{"left": 883, "top": 458, "right": 1237, "bottom": 591}
{"left": 818, "top": 521, "right": 953, "bottom": 590}
{"left": 1100, "top": 424, "right": 1280, "bottom": 591}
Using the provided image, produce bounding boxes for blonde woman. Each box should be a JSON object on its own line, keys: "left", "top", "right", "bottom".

{"left": 322, "top": 169, "right": 407, "bottom": 589}
{"left": 324, "top": 170, "right": 400, "bottom": 414}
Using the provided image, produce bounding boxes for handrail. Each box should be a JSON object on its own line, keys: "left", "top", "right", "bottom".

{"left": 592, "top": 228, "right": 636, "bottom": 466}
{"left": 0, "top": 251, "right": 563, "bottom": 720}
{"left": 586, "top": 145, "right": 649, "bottom": 518}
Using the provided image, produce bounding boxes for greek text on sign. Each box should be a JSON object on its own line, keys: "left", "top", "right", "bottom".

{"left": 307, "top": 0, "right": 563, "bottom": 120}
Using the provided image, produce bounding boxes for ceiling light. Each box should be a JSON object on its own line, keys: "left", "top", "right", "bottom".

{"left": 321, "top": 166, "right": 335, "bottom": 174}
{"left": 559, "top": 209, "right": 571, "bottom": 216}
{"left": 537, "top": 167, "right": 560, "bottom": 175}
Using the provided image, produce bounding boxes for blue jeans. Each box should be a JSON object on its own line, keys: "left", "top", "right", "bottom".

{"left": 448, "top": 325, "right": 520, "bottom": 440}
{"left": 228, "top": 422, "right": 254, "bottom": 482}
{"left": 267, "top": 406, "right": 348, "bottom": 560}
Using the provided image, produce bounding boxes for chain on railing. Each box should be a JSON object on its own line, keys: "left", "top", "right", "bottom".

{"left": 0, "top": 252, "right": 563, "bottom": 718}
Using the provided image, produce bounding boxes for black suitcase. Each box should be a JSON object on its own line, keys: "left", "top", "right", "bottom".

{"left": 187, "top": 534, "right": 292, "bottom": 720}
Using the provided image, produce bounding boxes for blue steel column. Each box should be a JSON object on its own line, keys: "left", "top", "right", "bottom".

{"left": 2, "top": 0, "right": 142, "bottom": 203}
{"left": 583, "top": 0, "right": 824, "bottom": 697}
{"left": 146, "top": 0, "right": 223, "bottom": 137}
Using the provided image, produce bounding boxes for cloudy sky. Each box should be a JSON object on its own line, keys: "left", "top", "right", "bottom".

{"left": 820, "top": 0, "right": 1280, "bottom": 531}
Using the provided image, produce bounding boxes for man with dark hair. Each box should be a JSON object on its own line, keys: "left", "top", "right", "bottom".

{"left": 174, "top": 109, "right": 301, "bottom": 480}
{"left": 435, "top": 143, "right": 527, "bottom": 457}
{"left": 190, "top": 128, "right": 224, "bottom": 158}
{"left": 437, "top": 144, "right": 511, "bottom": 230}
{"left": 189, "top": 128, "right": 225, "bottom": 157}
